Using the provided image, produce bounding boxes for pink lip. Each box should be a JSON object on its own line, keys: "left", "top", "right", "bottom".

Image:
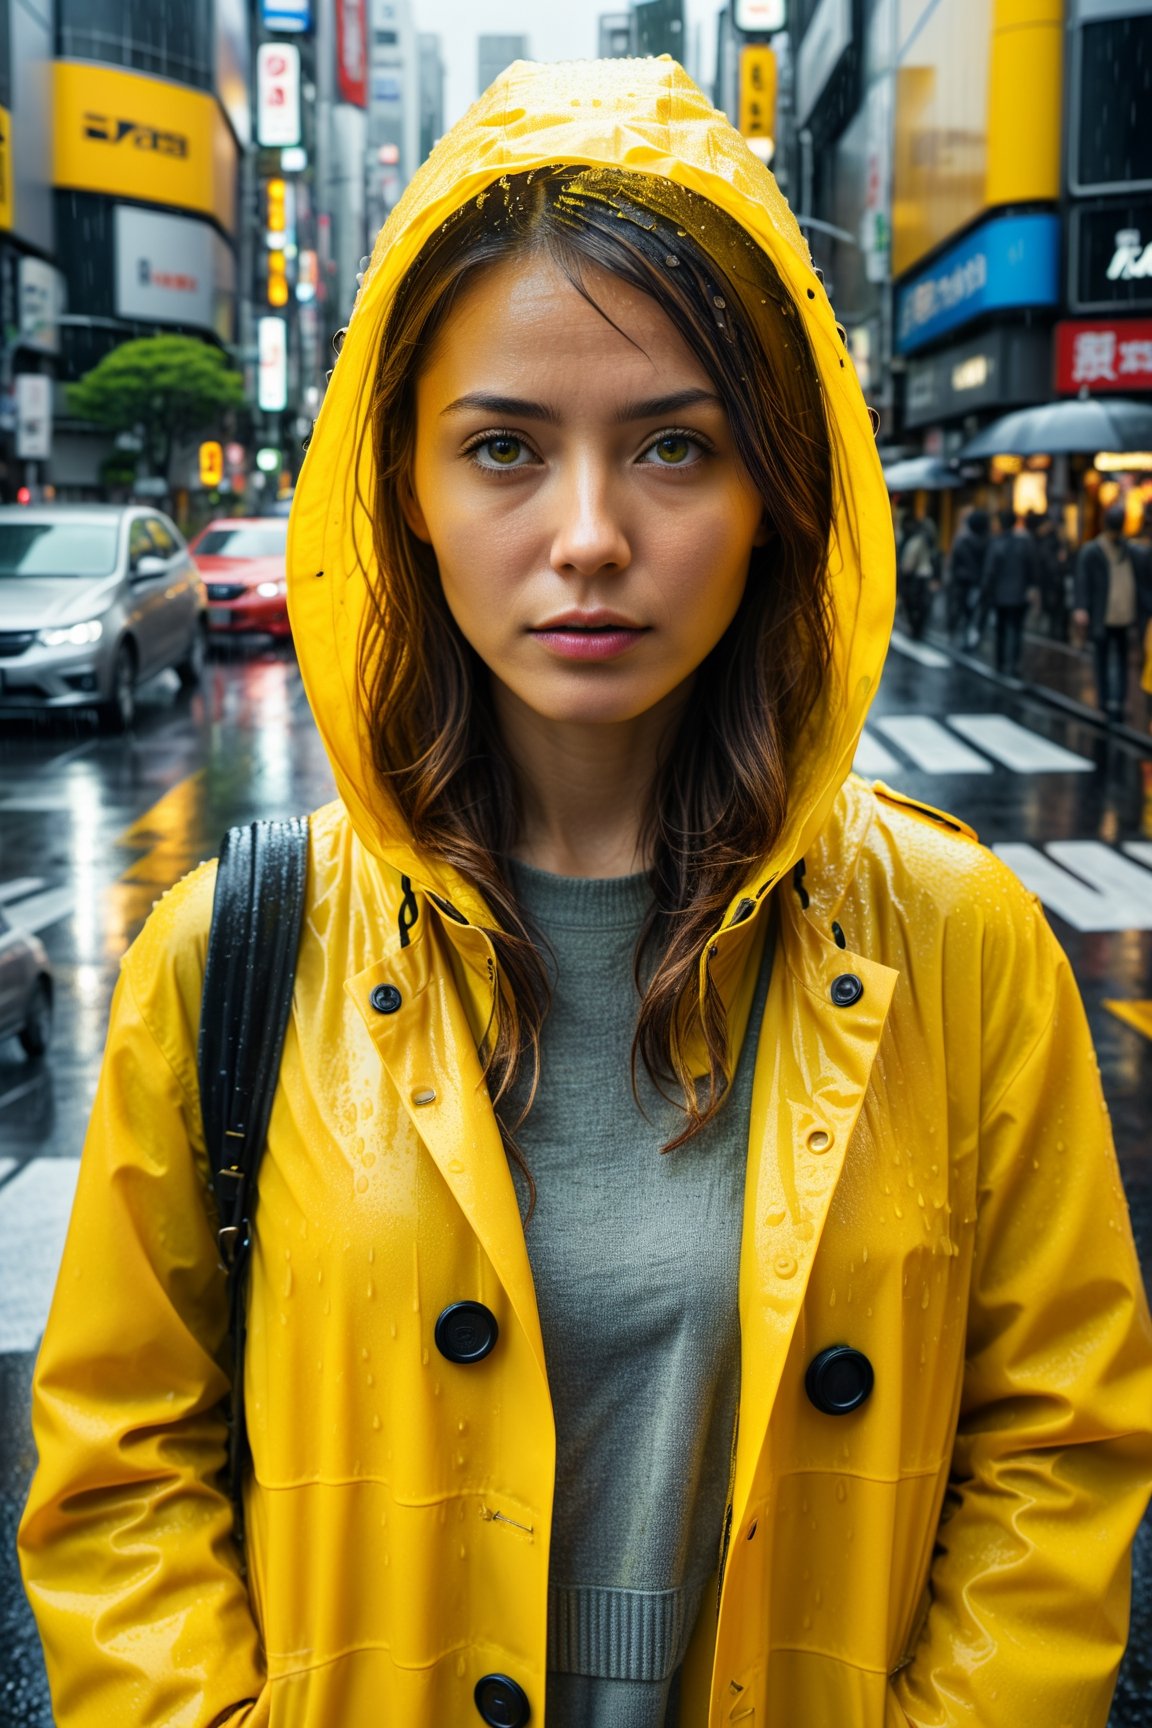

{"left": 530, "top": 626, "right": 647, "bottom": 661}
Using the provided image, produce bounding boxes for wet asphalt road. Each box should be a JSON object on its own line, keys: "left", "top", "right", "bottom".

{"left": 0, "top": 634, "right": 1150, "bottom": 1724}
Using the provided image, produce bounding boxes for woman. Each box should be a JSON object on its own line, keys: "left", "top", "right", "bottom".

{"left": 19, "top": 57, "right": 1152, "bottom": 1728}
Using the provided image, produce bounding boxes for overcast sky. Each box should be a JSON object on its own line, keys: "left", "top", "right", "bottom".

{"left": 410, "top": 0, "right": 720, "bottom": 132}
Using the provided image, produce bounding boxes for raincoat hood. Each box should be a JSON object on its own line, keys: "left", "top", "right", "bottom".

{"left": 288, "top": 55, "right": 894, "bottom": 917}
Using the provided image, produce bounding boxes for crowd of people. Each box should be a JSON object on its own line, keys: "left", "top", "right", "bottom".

{"left": 896, "top": 501, "right": 1152, "bottom": 724}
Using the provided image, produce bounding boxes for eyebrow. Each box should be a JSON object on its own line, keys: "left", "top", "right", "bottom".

{"left": 438, "top": 388, "right": 726, "bottom": 424}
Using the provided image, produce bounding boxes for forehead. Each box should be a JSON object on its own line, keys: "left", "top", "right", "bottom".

{"left": 417, "top": 251, "right": 708, "bottom": 394}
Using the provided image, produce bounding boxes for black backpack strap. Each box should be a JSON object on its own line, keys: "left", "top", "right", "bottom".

{"left": 197, "top": 816, "right": 309, "bottom": 1546}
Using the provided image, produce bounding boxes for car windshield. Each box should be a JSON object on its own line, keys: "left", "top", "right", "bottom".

{"left": 195, "top": 527, "right": 287, "bottom": 559}
{"left": 0, "top": 523, "right": 119, "bottom": 579}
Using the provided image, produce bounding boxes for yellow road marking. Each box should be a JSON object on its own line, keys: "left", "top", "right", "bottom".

{"left": 1104, "top": 1000, "right": 1152, "bottom": 1043}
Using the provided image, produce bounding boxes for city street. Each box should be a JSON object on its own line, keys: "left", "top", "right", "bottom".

{"left": 0, "top": 633, "right": 1150, "bottom": 1724}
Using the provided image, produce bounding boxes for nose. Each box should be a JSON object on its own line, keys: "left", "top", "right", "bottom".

{"left": 548, "top": 458, "right": 631, "bottom": 579}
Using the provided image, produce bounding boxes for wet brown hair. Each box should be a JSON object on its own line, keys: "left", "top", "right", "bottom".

{"left": 358, "top": 165, "right": 833, "bottom": 1206}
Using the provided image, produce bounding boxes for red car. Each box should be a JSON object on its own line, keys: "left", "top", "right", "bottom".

{"left": 189, "top": 517, "right": 291, "bottom": 639}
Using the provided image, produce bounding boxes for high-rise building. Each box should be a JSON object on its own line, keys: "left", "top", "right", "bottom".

{"left": 418, "top": 33, "right": 446, "bottom": 165}
{"left": 478, "top": 34, "right": 528, "bottom": 100}
{"left": 599, "top": 13, "right": 634, "bottom": 57}
{"left": 367, "top": 0, "right": 419, "bottom": 238}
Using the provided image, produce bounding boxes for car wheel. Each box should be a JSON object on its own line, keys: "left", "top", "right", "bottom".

{"left": 176, "top": 618, "right": 208, "bottom": 689}
{"left": 100, "top": 642, "right": 137, "bottom": 732}
{"left": 18, "top": 978, "right": 52, "bottom": 1059}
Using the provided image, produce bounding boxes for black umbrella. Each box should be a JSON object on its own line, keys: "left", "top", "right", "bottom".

{"left": 958, "top": 396, "right": 1152, "bottom": 459}
{"left": 882, "top": 456, "right": 963, "bottom": 492}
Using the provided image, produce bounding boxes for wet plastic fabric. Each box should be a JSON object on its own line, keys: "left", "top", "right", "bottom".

{"left": 19, "top": 55, "right": 1152, "bottom": 1728}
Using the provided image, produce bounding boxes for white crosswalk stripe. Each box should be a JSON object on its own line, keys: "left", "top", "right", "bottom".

{"left": 0, "top": 1158, "right": 80, "bottom": 1352}
{"left": 855, "top": 714, "right": 1097, "bottom": 778}
{"left": 888, "top": 632, "right": 952, "bottom": 669}
{"left": 873, "top": 715, "right": 993, "bottom": 774}
{"left": 852, "top": 729, "right": 902, "bottom": 777}
{"left": 946, "top": 715, "right": 1094, "bottom": 773}
{"left": 994, "top": 843, "right": 1152, "bottom": 932}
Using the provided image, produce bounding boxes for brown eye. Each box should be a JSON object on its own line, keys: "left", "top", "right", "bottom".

{"left": 650, "top": 435, "right": 694, "bottom": 465}
{"left": 484, "top": 436, "right": 523, "bottom": 466}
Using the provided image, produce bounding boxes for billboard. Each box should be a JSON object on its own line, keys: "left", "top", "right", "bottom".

{"left": 18, "top": 257, "right": 64, "bottom": 355}
{"left": 892, "top": 0, "right": 1061, "bottom": 278}
{"left": 114, "top": 206, "right": 236, "bottom": 338}
{"left": 337, "top": 0, "right": 369, "bottom": 108}
{"left": 53, "top": 63, "right": 236, "bottom": 231}
{"left": 895, "top": 212, "right": 1059, "bottom": 355}
{"left": 257, "top": 44, "right": 302, "bottom": 147}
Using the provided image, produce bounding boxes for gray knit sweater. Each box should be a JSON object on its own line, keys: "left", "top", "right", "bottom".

{"left": 506, "top": 862, "right": 772, "bottom": 1728}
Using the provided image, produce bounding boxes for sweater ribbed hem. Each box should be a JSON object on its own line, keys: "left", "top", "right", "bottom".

{"left": 547, "top": 1579, "right": 706, "bottom": 1683}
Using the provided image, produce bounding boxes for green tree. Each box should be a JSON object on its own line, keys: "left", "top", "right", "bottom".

{"left": 67, "top": 335, "right": 246, "bottom": 482}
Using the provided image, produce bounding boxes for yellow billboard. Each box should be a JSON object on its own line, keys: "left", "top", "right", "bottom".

{"left": 53, "top": 62, "right": 237, "bottom": 232}
{"left": 892, "top": 0, "right": 1061, "bottom": 278}
{"left": 739, "top": 46, "right": 777, "bottom": 142}
{"left": 0, "top": 105, "right": 12, "bottom": 232}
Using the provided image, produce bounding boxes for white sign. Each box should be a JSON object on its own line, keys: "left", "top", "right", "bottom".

{"left": 15, "top": 374, "right": 52, "bottom": 461}
{"left": 1108, "top": 228, "right": 1152, "bottom": 281}
{"left": 734, "top": 0, "right": 787, "bottom": 30}
{"left": 258, "top": 316, "right": 288, "bottom": 411}
{"left": 18, "top": 260, "right": 64, "bottom": 356}
{"left": 796, "top": 0, "right": 851, "bottom": 123}
{"left": 114, "top": 206, "right": 233, "bottom": 332}
{"left": 257, "top": 43, "right": 301, "bottom": 147}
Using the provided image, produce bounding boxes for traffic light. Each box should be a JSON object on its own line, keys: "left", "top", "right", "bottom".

{"left": 267, "top": 249, "right": 289, "bottom": 307}
{"left": 199, "top": 441, "right": 224, "bottom": 488}
{"left": 739, "top": 45, "right": 777, "bottom": 141}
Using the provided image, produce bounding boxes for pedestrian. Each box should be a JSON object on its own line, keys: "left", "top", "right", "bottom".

{"left": 896, "top": 509, "right": 938, "bottom": 639}
{"left": 982, "top": 510, "right": 1039, "bottom": 679}
{"left": 18, "top": 57, "right": 1152, "bottom": 1728}
{"left": 945, "top": 504, "right": 990, "bottom": 644}
{"left": 1030, "top": 509, "right": 1072, "bottom": 640}
{"left": 1074, "top": 501, "right": 1142, "bottom": 723}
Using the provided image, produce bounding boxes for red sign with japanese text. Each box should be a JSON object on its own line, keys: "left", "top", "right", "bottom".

{"left": 336, "top": 0, "right": 367, "bottom": 108}
{"left": 1055, "top": 319, "right": 1152, "bottom": 394}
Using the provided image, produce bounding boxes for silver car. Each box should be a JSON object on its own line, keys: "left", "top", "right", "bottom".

{"left": 0, "top": 906, "right": 52, "bottom": 1057}
{"left": 0, "top": 504, "right": 207, "bottom": 730}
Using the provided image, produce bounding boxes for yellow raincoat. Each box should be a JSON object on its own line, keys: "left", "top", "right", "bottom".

{"left": 19, "top": 56, "right": 1152, "bottom": 1728}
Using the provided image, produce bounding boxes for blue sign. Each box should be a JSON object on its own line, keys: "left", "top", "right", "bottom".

{"left": 896, "top": 213, "right": 1060, "bottom": 355}
{"left": 261, "top": 0, "right": 311, "bottom": 31}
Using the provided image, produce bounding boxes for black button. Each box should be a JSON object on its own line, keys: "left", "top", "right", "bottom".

{"left": 474, "top": 1673, "right": 530, "bottom": 1726}
{"left": 369, "top": 983, "right": 402, "bottom": 1014}
{"left": 829, "top": 972, "right": 864, "bottom": 1007}
{"left": 805, "top": 1345, "right": 874, "bottom": 1415}
{"left": 436, "top": 1301, "right": 499, "bottom": 1364}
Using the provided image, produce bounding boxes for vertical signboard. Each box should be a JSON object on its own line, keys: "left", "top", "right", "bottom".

{"left": 739, "top": 46, "right": 777, "bottom": 141}
{"left": 0, "top": 105, "right": 11, "bottom": 232}
{"left": 257, "top": 44, "right": 302, "bottom": 147}
{"left": 258, "top": 316, "right": 288, "bottom": 411}
{"left": 15, "top": 374, "right": 51, "bottom": 460}
{"left": 336, "top": 0, "right": 368, "bottom": 107}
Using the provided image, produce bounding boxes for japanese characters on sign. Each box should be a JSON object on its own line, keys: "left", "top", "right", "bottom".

{"left": 895, "top": 213, "right": 1059, "bottom": 355}
{"left": 257, "top": 43, "right": 301, "bottom": 148}
{"left": 1055, "top": 320, "right": 1152, "bottom": 394}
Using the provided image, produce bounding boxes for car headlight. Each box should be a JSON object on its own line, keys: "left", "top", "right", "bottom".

{"left": 37, "top": 618, "right": 104, "bottom": 649}
{"left": 256, "top": 581, "right": 288, "bottom": 598}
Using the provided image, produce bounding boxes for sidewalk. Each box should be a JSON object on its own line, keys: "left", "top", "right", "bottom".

{"left": 924, "top": 618, "right": 1152, "bottom": 753}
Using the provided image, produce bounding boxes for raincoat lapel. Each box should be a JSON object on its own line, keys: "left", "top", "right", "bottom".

{"left": 731, "top": 899, "right": 898, "bottom": 1524}
{"left": 345, "top": 904, "right": 548, "bottom": 1387}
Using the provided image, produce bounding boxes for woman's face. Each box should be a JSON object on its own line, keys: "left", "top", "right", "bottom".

{"left": 402, "top": 250, "right": 768, "bottom": 732}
